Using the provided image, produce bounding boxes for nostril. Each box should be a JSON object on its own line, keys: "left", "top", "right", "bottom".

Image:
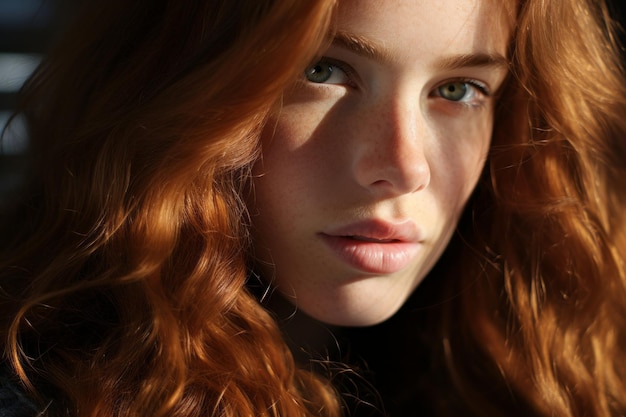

{"left": 366, "top": 163, "right": 430, "bottom": 194}
{"left": 350, "top": 115, "right": 431, "bottom": 195}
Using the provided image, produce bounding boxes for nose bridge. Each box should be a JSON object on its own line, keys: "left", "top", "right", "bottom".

{"left": 352, "top": 89, "right": 431, "bottom": 195}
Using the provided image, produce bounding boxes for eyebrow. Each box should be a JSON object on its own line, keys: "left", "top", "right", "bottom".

{"left": 332, "top": 31, "right": 394, "bottom": 63}
{"left": 435, "top": 53, "right": 510, "bottom": 71}
{"left": 331, "top": 31, "right": 509, "bottom": 72}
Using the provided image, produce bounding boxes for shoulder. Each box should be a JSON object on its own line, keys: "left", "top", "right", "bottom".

{"left": 0, "top": 375, "right": 42, "bottom": 417}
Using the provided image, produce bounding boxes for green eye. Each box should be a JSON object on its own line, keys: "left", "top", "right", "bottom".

{"left": 304, "top": 58, "right": 351, "bottom": 85}
{"left": 438, "top": 82, "right": 469, "bottom": 101}
{"left": 305, "top": 62, "right": 334, "bottom": 83}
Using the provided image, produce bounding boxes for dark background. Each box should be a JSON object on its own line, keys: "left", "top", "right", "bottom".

{"left": 0, "top": 0, "right": 77, "bottom": 203}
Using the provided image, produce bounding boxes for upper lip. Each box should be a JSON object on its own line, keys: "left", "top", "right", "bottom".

{"left": 322, "top": 219, "right": 423, "bottom": 243}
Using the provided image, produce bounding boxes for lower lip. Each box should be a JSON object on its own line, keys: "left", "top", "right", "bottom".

{"left": 320, "top": 234, "right": 421, "bottom": 274}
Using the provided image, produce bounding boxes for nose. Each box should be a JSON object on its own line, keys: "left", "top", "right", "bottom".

{"left": 351, "top": 95, "right": 431, "bottom": 196}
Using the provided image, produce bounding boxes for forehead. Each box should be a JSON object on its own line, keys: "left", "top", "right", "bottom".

{"left": 335, "top": 0, "right": 515, "bottom": 60}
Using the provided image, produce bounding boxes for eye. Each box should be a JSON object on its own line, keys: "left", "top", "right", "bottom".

{"left": 304, "top": 58, "right": 351, "bottom": 85}
{"left": 438, "top": 82, "right": 469, "bottom": 101}
{"left": 435, "top": 80, "right": 489, "bottom": 104}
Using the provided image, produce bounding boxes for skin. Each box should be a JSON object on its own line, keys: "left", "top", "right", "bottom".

{"left": 249, "top": 0, "right": 513, "bottom": 326}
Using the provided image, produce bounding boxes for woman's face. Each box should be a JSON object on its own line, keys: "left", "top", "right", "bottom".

{"left": 249, "top": 0, "right": 512, "bottom": 326}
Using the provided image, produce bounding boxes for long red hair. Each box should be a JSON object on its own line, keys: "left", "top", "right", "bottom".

{"left": 437, "top": 0, "right": 626, "bottom": 415}
{"left": 1, "top": 1, "right": 340, "bottom": 416}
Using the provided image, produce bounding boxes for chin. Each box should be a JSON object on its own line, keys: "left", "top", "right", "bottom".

{"left": 300, "top": 297, "right": 406, "bottom": 327}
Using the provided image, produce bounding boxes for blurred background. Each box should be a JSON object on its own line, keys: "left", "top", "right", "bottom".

{"left": 0, "top": 0, "right": 76, "bottom": 204}
{"left": 0, "top": 0, "right": 625, "bottom": 204}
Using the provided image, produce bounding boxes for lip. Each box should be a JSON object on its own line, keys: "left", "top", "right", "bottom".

{"left": 320, "top": 219, "right": 423, "bottom": 274}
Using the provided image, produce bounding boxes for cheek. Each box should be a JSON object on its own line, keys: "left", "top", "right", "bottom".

{"left": 256, "top": 103, "right": 348, "bottom": 202}
{"left": 250, "top": 112, "right": 326, "bottom": 224}
{"left": 259, "top": 106, "right": 327, "bottom": 172}
{"left": 459, "top": 143, "right": 489, "bottom": 197}
{"left": 434, "top": 122, "right": 491, "bottom": 213}
{"left": 254, "top": 114, "right": 309, "bottom": 189}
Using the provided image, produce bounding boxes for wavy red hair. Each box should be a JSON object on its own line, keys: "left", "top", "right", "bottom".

{"left": 437, "top": 0, "right": 626, "bottom": 415}
{"left": 1, "top": 1, "right": 341, "bottom": 416}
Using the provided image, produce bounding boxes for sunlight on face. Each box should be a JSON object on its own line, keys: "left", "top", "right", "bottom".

{"left": 249, "top": 0, "right": 513, "bottom": 326}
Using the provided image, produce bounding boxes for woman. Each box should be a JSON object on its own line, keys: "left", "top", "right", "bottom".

{"left": 1, "top": 0, "right": 626, "bottom": 416}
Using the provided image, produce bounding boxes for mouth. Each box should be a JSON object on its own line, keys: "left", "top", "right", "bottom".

{"left": 324, "top": 218, "right": 423, "bottom": 244}
{"left": 320, "top": 219, "right": 423, "bottom": 274}
{"left": 345, "top": 235, "right": 400, "bottom": 243}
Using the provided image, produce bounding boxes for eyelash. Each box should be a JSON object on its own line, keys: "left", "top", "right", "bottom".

{"left": 452, "top": 79, "right": 490, "bottom": 96}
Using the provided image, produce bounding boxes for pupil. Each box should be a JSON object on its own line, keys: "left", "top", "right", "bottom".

{"left": 306, "top": 62, "right": 332, "bottom": 83}
{"left": 440, "top": 82, "right": 467, "bottom": 101}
